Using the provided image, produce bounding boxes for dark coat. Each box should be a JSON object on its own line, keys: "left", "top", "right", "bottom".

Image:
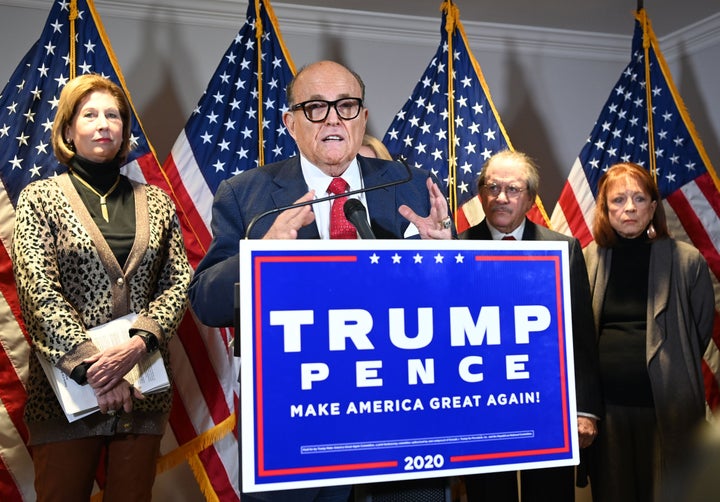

{"left": 189, "top": 155, "right": 440, "bottom": 327}
{"left": 584, "top": 237, "right": 714, "bottom": 461}
{"left": 460, "top": 218, "right": 603, "bottom": 418}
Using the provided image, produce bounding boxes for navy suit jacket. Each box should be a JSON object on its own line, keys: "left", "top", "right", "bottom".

{"left": 189, "top": 155, "right": 439, "bottom": 327}
{"left": 460, "top": 219, "right": 603, "bottom": 418}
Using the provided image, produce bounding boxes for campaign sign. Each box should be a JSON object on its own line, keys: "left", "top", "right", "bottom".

{"left": 238, "top": 240, "right": 577, "bottom": 492}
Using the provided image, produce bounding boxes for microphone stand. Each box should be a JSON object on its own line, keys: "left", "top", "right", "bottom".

{"left": 244, "top": 157, "right": 413, "bottom": 239}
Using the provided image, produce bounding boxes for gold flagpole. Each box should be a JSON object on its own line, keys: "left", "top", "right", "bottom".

{"left": 69, "top": 0, "right": 78, "bottom": 79}
{"left": 255, "top": 0, "right": 265, "bottom": 166}
{"left": 443, "top": 0, "right": 459, "bottom": 220}
{"left": 638, "top": 8, "right": 658, "bottom": 184}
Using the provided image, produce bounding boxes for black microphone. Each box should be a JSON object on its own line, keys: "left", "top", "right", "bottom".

{"left": 343, "top": 198, "right": 376, "bottom": 239}
{"left": 244, "top": 156, "right": 413, "bottom": 239}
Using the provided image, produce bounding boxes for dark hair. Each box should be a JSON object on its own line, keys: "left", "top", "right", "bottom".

{"left": 593, "top": 162, "right": 669, "bottom": 247}
{"left": 52, "top": 74, "right": 132, "bottom": 164}
{"left": 286, "top": 61, "right": 366, "bottom": 107}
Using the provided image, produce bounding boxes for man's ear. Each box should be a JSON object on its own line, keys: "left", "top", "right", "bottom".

{"left": 283, "top": 111, "right": 296, "bottom": 140}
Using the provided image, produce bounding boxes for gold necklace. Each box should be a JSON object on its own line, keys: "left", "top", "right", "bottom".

{"left": 70, "top": 171, "right": 121, "bottom": 223}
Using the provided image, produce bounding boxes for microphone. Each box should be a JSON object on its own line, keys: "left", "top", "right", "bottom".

{"left": 245, "top": 156, "right": 413, "bottom": 239}
{"left": 343, "top": 198, "right": 376, "bottom": 239}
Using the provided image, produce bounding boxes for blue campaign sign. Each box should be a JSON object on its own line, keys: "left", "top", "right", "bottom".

{"left": 238, "top": 240, "right": 578, "bottom": 492}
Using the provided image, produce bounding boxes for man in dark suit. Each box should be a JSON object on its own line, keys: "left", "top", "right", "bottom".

{"left": 189, "top": 60, "right": 452, "bottom": 501}
{"left": 460, "top": 150, "right": 602, "bottom": 502}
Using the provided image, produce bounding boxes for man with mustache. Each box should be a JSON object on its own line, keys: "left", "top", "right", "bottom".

{"left": 459, "top": 150, "right": 602, "bottom": 502}
{"left": 189, "top": 60, "right": 452, "bottom": 502}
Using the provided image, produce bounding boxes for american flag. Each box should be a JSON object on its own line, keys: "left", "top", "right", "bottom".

{"left": 550, "top": 10, "right": 720, "bottom": 410}
{"left": 0, "top": 0, "right": 156, "bottom": 498}
{"left": 160, "top": 0, "right": 296, "bottom": 498}
{"left": 162, "top": 0, "right": 296, "bottom": 266}
{"left": 0, "top": 0, "right": 239, "bottom": 500}
{"left": 382, "top": 0, "right": 548, "bottom": 234}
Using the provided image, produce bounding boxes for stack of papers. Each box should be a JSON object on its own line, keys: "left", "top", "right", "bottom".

{"left": 37, "top": 313, "right": 169, "bottom": 422}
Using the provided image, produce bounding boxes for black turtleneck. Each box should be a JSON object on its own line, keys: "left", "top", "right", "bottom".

{"left": 68, "top": 155, "right": 135, "bottom": 268}
{"left": 598, "top": 233, "right": 653, "bottom": 407}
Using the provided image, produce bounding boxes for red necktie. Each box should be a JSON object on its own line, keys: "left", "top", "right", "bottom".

{"left": 502, "top": 235, "right": 516, "bottom": 240}
{"left": 327, "top": 177, "right": 356, "bottom": 239}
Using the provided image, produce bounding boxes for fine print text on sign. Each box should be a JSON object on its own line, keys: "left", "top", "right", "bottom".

{"left": 238, "top": 240, "right": 577, "bottom": 492}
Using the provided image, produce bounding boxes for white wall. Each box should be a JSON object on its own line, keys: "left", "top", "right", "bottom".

{"left": 0, "top": 0, "right": 718, "bottom": 207}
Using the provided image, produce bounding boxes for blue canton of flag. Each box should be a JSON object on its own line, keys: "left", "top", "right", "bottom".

{"left": 172, "top": 0, "right": 296, "bottom": 198}
{"left": 0, "top": 0, "right": 152, "bottom": 207}
{"left": 382, "top": 1, "right": 511, "bottom": 233}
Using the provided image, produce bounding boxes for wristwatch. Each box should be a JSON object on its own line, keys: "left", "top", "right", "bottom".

{"left": 133, "top": 331, "right": 159, "bottom": 354}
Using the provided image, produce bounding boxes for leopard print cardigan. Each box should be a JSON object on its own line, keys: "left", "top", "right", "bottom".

{"left": 12, "top": 173, "right": 191, "bottom": 444}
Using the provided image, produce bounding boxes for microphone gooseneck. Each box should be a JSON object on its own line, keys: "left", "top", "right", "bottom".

{"left": 245, "top": 157, "right": 413, "bottom": 239}
{"left": 343, "top": 198, "right": 376, "bottom": 239}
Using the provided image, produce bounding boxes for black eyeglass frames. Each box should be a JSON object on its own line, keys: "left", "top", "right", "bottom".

{"left": 290, "top": 98, "right": 364, "bottom": 123}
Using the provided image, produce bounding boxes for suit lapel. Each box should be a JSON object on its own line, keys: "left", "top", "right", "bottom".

{"left": 460, "top": 219, "right": 493, "bottom": 240}
{"left": 647, "top": 239, "right": 670, "bottom": 361}
{"left": 362, "top": 157, "right": 395, "bottom": 222}
{"left": 269, "top": 157, "right": 320, "bottom": 239}
{"left": 521, "top": 218, "right": 537, "bottom": 240}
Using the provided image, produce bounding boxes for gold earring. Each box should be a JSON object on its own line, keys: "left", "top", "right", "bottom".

{"left": 646, "top": 223, "right": 657, "bottom": 239}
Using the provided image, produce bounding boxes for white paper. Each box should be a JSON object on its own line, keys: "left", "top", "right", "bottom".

{"left": 37, "top": 313, "right": 170, "bottom": 422}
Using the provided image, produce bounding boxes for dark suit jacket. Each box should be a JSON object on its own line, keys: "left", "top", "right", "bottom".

{"left": 460, "top": 219, "right": 603, "bottom": 418}
{"left": 189, "top": 155, "right": 439, "bottom": 327}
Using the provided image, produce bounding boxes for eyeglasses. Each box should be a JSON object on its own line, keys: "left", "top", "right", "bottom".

{"left": 481, "top": 183, "right": 528, "bottom": 198}
{"left": 291, "top": 98, "right": 364, "bottom": 123}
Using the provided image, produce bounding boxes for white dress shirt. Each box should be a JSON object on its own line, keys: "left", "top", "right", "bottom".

{"left": 486, "top": 219, "right": 526, "bottom": 241}
{"left": 300, "top": 155, "right": 368, "bottom": 239}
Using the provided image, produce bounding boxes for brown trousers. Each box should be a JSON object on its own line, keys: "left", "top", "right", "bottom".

{"left": 32, "top": 433, "right": 162, "bottom": 502}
